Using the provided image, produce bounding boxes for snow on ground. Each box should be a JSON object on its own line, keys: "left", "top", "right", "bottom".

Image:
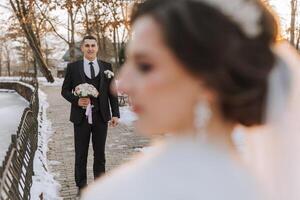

{"left": 38, "top": 77, "right": 64, "bottom": 87}
{"left": 134, "top": 146, "right": 157, "bottom": 154}
{"left": 0, "top": 76, "right": 64, "bottom": 88}
{"left": 0, "top": 91, "right": 29, "bottom": 163}
{"left": 119, "top": 106, "right": 137, "bottom": 126}
{"left": 30, "top": 90, "right": 61, "bottom": 200}
{"left": 0, "top": 76, "right": 21, "bottom": 82}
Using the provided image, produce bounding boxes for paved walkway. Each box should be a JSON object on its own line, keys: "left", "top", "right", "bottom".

{"left": 40, "top": 84, "right": 150, "bottom": 199}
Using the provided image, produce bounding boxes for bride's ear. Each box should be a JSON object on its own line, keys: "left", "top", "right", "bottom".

{"left": 196, "top": 81, "right": 217, "bottom": 104}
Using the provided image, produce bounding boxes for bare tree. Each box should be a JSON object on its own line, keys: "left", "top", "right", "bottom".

{"left": 80, "top": 0, "right": 92, "bottom": 35}
{"left": 81, "top": 0, "right": 110, "bottom": 59}
{"left": 78, "top": 0, "right": 138, "bottom": 66}
{"left": 9, "top": 0, "right": 54, "bottom": 82}
{"left": 0, "top": 44, "right": 3, "bottom": 76}
{"left": 3, "top": 42, "right": 11, "bottom": 76}
{"left": 36, "top": 0, "right": 84, "bottom": 62}
{"left": 296, "top": 25, "right": 300, "bottom": 49}
{"left": 0, "top": 31, "right": 5, "bottom": 77}
{"left": 14, "top": 38, "right": 35, "bottom": 73}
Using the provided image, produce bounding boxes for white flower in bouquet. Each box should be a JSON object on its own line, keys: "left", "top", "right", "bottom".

{"left": 73, "top": 83, "right": 99, "bottom": 98}
{"left": 104, "top": 70, "right": 114, "bottom": 79}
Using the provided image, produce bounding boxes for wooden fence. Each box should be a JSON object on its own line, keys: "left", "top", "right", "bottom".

{"left": 0, "top": 82, "right": 39, "bottom": 200}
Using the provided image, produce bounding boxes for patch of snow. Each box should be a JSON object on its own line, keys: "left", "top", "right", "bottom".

{"left": 0, "top": 76, "right": 21, "bottom": 81}
{"left": 134, "top": 146, "right": 156, "bottom": 154}
{"left": 121, "top": 132, "right": 132, "bottom": 136}
{"left": 30, "top": 90, "right": 62, "bottom": 200}
{"left": 0, "top": 91, "right": 29, "bottom": 163}
{"left": 38, "top": 77, "right": 64, "bottom": 87}
{"left": 0, "top": 89, "right": 14, "bottom": 93}
{"left": 48, "top": 160, "right": 61, "bottom": 166}
{"left": 17, "top": 81, "right": 35, "bottom": 91}
{"left": 119, "top": 106, "right": 137, "bottom": 126}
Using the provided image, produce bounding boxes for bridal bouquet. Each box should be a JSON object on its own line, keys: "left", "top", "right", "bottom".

{"left": 73, "top": 83, "right": 99, "bottom": 125}
{"left": 73, "top": 83, "right": 99, "bottom": 98}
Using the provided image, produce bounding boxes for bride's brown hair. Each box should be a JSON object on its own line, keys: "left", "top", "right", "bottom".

{"left": 131, "top": 0, "right": 278, "bottom": 126}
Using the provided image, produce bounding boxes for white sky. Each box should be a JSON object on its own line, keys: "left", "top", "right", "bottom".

{"left": 0, "top": 0, "right": 295, "bottom": 61}
{"left": 0, "top": 0, "right": 292, "bottom": 34}
{"left": 271, "top": 0, "right": 290, "bottom": 17}
{"left": 270, "top": 0, "right": 290, "bottom": 32}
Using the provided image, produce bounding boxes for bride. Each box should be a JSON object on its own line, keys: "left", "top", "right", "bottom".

{"left": 82, "top": 0, "right": 300, "bottom": 199}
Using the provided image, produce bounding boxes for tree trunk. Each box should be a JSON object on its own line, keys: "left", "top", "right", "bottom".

{"left": 296, "top": 33, "right": 300, "bottom": 49}
{"left": 34, "top": 58, "right": 37, "bottom": 78}
{"left": 113, "top": 27, "right": 119, "bottom": 67}
{"left": 7, "top": 55, "right": 10, "bottom": 76}
{"left": 0, "top": 49, "right": 2, "bottom": 76}
{"left": 69, "top": 10, "right": 76, "bottom": 62}
{"left": 102, "top": 28, "right": 107, "bottom": 58}
{"left": 45, "top": 41, "right": 49, "bottom": 65}
{"left": 4, "top": 44, "right": 11, "bottom": 76}
{"left": 290, "top": 0, "right": 298, "bottom": 46}
{"left": 96, "top": 32, "right": 102, "bottom": 58}
{"left": 84, "top": 2, "right": 90, "bottom": 35}
{"left": 94, "top": 14, "right": 102, "bottom": 58}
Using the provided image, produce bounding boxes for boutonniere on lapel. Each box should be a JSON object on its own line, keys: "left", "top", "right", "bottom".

{"left": 104, "top": 70, "right": 114, "bottom": 79}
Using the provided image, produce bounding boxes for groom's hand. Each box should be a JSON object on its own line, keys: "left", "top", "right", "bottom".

{"left": 109, "top": 117, "right": 119, "bottom": 128}
{"left": 78, "top": 98, "right": 90, "bottom": 107}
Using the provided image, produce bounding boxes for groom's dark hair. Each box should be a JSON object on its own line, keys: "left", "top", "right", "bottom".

{"left": 81, "top": 35, "right": 97, "bottom": 44}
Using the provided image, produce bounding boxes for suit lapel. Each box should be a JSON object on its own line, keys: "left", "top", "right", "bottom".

{"left": 78, "top": 60, "right": 85, "bottom": 83}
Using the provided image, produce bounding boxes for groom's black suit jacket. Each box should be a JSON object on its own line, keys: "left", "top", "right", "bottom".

{"left": 61, "top": 59, "right": 120, "bottom": 124}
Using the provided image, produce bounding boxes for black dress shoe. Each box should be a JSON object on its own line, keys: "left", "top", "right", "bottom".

{"left": 77, "top": 184, "right": 87, "bottom": 197}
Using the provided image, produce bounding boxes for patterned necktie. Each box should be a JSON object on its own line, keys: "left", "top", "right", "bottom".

{"left": 89, "top": 62, "right": 95, "bottom": 79}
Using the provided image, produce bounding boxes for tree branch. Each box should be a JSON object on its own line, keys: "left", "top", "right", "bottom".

{"left": 34, "top": 1, "right": 69, "bottom": 44}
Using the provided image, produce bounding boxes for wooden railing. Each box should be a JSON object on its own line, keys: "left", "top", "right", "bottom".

{"left": 0, "top": 82, "right": 39, "bottom": 200}
{"left": 19, "top": 72, "right": 37, "bottom": 86}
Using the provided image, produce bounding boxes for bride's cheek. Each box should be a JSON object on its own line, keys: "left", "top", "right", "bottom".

{"left": 144, "top": 73, "right": 169, "bottom": 93}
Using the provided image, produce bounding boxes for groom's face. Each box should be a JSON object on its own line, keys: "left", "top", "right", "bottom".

{"left": 81, "top": 39, "right": 98, "bottom": 61}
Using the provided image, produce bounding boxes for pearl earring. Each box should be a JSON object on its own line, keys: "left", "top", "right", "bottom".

{"left": 194, "top": 100, "right": 212, "bottom": 133}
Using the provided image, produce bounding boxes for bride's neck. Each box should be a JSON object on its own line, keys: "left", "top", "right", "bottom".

{"left": 205, "top": 116, "right": 236, "bottom": 151}
{"left": 174, "top": 109, "right": 236, "bottom": 152}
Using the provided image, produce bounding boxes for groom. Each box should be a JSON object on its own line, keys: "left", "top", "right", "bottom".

{"left": 61, "top": 35, "right": 120, "bottom": 194}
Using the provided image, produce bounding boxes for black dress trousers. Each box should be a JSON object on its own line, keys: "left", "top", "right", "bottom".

{"left": 73, "top": 111, "right": 108, "bottom": 188}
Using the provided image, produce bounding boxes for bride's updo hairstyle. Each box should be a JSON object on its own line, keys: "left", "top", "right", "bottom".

{"left": 131, "top": 0, "right": 278, "bottom": 126}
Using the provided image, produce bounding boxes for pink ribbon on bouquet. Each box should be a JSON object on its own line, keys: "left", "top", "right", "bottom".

{"left": 85, "top": 103, "right": 93, "bottom": 124}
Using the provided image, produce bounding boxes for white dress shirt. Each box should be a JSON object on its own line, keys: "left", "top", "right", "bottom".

{"left": 83, "top": 57, "right": 100, "bottom": 79}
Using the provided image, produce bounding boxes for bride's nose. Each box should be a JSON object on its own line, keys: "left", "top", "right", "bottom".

{"left": 116, "top": 63, "right": 134, "bottom": 96}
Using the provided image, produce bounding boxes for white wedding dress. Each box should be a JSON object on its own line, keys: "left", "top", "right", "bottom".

{"left": 82, "top": 135, "right": 261, "bottom": 200}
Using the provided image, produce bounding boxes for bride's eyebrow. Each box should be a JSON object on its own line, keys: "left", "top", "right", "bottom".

{"left": 133, "top": 53, "right": 150, "bottom": 60}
